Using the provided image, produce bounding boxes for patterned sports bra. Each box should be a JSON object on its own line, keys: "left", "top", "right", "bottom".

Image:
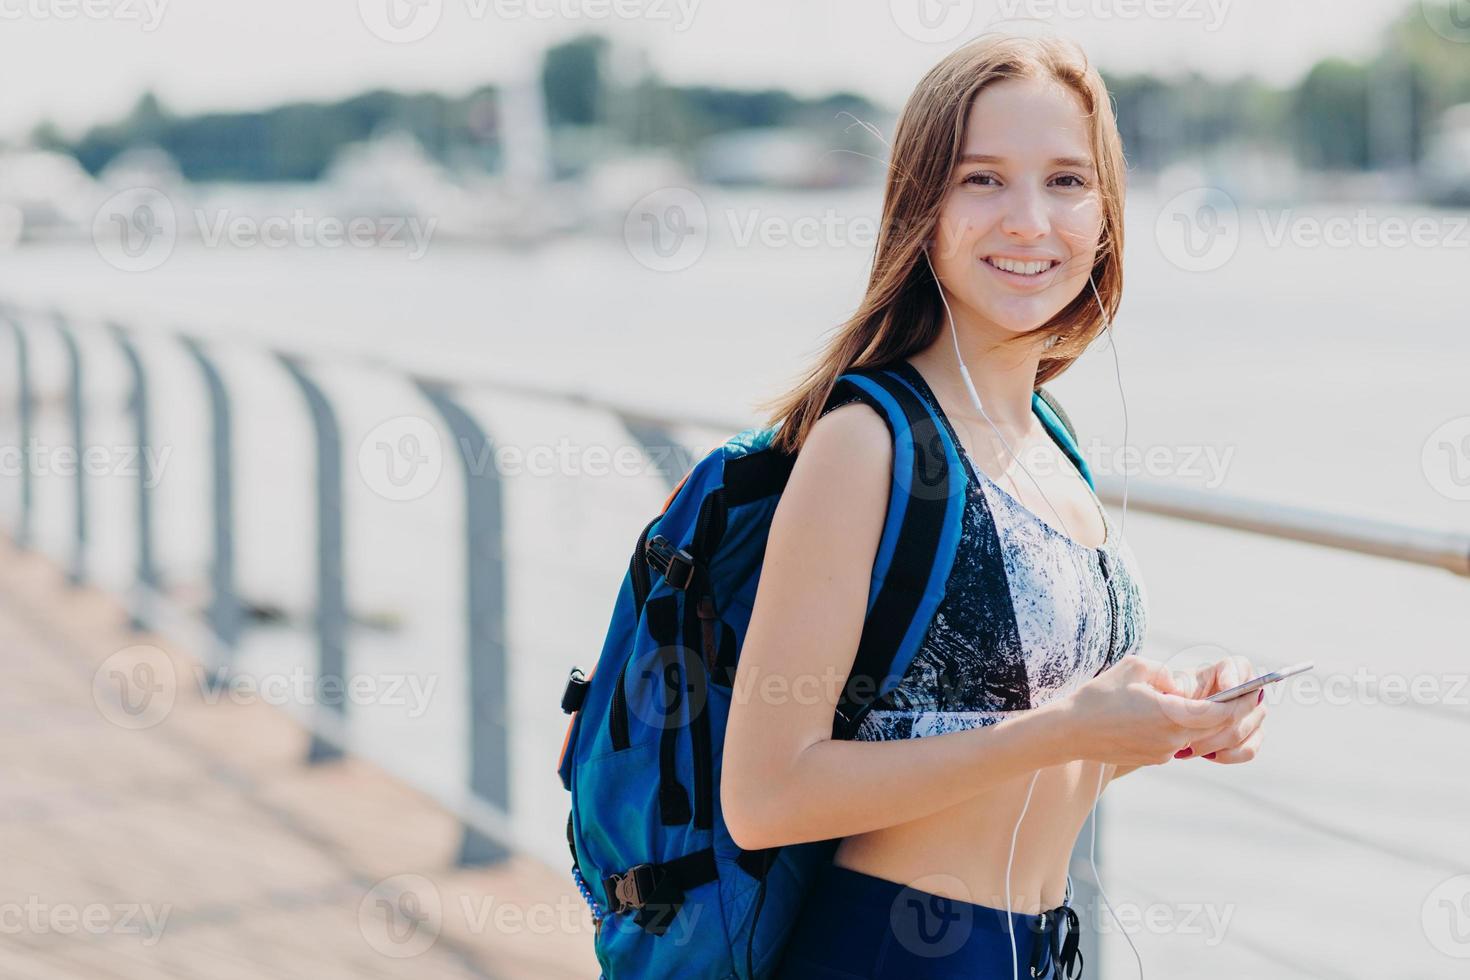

{"left": 853, "top": 360, "right": 1150, "bottom": 742}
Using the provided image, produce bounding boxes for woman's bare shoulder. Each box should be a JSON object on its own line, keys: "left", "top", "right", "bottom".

{"left": 768, "top": 400, "right": 892, "bottom": 566}
{"left": 791, "top": 400, "right": 892, "bottom": 494}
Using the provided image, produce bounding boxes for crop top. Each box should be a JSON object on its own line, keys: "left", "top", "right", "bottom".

{"left": 853, "top": 360, "right": 1150, "bottom": 742}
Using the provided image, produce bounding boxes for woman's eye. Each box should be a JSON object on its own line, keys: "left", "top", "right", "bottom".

{"left": 961, "top": 171, "right": 1088, "bottom": 188}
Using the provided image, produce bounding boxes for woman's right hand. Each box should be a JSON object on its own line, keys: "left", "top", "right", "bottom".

{"left": 1061, "top": 656, "right": 1256, "bottom": 767}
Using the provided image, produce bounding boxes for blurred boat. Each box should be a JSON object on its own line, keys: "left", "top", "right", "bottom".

{"left": 1421, "top": 103, "right": 1470, "bottom": 207}
{"left": 318, "top": 59, "right": 588, "bottom": 247}
{"left": 693, "top": 126, "right": 875, "bottom": 189}
{"left": 579, "top": 151, "right": 694, "bottom": 233}
{"left": 0, "top": 149, "right": 101, "bottom": 246}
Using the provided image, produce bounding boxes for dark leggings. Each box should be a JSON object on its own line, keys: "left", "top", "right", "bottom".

{"left": 773, "top": 861, "right": 1083, "bottom": 979}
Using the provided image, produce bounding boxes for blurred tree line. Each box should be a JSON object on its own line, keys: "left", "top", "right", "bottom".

{"left": 31, "top": 3, "right": 1470, "bottom": 182}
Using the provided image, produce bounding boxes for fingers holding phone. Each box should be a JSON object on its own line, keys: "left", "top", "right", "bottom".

{"left": 1177, "top": 660, "right": 1313, "bottom": 763}
{"left": 1183, "top": 687, "right": 1267, "bottom": 763}
{"left": 1193, "top": 655, "right": 1253, "bottom": 700}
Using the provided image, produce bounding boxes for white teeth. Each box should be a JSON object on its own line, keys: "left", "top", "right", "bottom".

{"left": 988, "top": 257, "right": 1054, "bottom": 276}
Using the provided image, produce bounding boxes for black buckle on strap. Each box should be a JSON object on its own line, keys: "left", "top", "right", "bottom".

{"left": 646, "top": 535, "right": 696, "bottom": 591}
{"left": 603, "top": 863, "right": 659, "bottom": 914}
{"left": 561, "top": 667, "right": 589, "bottom": 714}
{"left": 602, "top": 863, "right": 685, "bottom": 936}
{"left": 599, "top": 849, "right": 718, "bottom": 937}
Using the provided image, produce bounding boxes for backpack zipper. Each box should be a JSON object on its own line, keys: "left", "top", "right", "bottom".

{"left": 612, "top": 514, "right": 664, "bottom": 751}
{"left": 686, "top": 495, "right": 723, "bottom": 830}
{"left": 696, "top": 595, "right": 718, "bottom": 673}
{"left": 1098, "top": 550, "right": 1117, "bottom": 667}
{"left": 630, "top": 513, "right": 660, "bottom": 615}
{"left": 610, "top": 660, "right": 631, "bottom": 751}
{"left": 688, "top": 587, "right": 715, "bottom": 830}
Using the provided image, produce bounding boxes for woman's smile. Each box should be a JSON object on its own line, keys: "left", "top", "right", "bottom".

{"left": 980, "top": 253, "right": 1063, "bottom": 288}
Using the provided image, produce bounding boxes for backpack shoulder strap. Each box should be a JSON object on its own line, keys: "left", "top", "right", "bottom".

{"left": 1033, "top": 385, "right": 1094, "bottom": 491}
{"left": 1034, "top": 386, "right": 1076, "bottom": 442}
{"left": 819, "top": 365, "right": 967, "bottom": 739}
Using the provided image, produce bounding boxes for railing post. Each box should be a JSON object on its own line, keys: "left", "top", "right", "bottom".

{"left": 55, "top": 314, "right": 86, "bottom": 585}
{"left": 1071, "top": 807, "right": 1105, "bottom": 978}
{"left": 180, "top": 337, "right": 240, "bottom": 680}
{"left": 416, "top": 380, "right": 511, "bottom": 866}
{"left": 108, "top": 323, "right": 161, "bottom": 631}
{"left": 5, "top": 313, "right": 34, "bottom": 549}
{"left": 277, "top": 354, "right": 347, "bottom": 765}
{"left": 618, "top": 416, "right": 693, "bottom": 492}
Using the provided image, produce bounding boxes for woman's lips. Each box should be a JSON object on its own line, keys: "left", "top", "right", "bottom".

{"left": 981, "top": 255, "right": 1060, "bottom": 287}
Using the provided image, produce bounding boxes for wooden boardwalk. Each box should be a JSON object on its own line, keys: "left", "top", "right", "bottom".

{"left": 0, "top": 540, "right": 600, "bottom": 979}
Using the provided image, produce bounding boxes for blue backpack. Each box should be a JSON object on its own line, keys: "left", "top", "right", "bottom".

{"left": 556, "top": 361, "right": 1089, "bottom": 979}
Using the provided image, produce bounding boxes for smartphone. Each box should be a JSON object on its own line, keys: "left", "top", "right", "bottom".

{"left": 1205, "top": 662, "right": 1314, "bottom": 702}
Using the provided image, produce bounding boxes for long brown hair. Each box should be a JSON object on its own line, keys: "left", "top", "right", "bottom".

{"left": 756, "top": 34, "right": 1126, "bottom": 455}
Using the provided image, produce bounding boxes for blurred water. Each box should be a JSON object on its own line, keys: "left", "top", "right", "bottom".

{"left": 0, "top": 186, "right": 1466, "bottom": 978}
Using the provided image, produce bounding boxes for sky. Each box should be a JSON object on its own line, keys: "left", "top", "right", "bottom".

{"left": 0, "top": 0, "right": 1422, "bottom": 142}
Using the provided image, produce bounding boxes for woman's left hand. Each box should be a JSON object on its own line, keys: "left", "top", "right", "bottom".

{"left": 1175, "top": 656, "right": 1267, "bottom": 764}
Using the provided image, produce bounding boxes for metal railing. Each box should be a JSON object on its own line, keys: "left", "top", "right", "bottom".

{"left": 1093, "top": 475, "right": 1470, "bottom": 577}
{"left": 2, "top": 299, "right": 1465, "bottom": 978}
{"left": 2, "top": 302, "right": 522, "bottom": 868}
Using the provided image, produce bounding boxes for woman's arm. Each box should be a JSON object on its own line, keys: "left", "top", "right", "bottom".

{"left": 720, "top": 401, "right": 1250, "bottom": 851}
{"left": 726, "top": 701, "right": 1083, "bottom": 850}
{"left": 1106, "top": 657, "right": 1270, "bottom": 784}
{"left": 721, "top": 402, "right": 1087, "bottom": 850}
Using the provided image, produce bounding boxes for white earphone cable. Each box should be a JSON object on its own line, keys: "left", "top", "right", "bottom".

{"left": 925, "top": 250, "right": 1139, "bottom": 979}
{"left": 1007, "top": 770, "right": 1043, "bottom": 979}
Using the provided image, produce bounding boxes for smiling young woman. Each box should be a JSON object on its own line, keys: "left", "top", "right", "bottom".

{"left": 721, "top": 33, "right": 1268, "bottom": 979}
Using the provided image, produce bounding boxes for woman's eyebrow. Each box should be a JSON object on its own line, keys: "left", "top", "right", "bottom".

{"left": 956, "top": 153, "right": 1094, "bottom": 168}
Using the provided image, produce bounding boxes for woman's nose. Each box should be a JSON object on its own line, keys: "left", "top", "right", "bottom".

{"left": 999, "top": 186, "right": 1051, "bottom": 240}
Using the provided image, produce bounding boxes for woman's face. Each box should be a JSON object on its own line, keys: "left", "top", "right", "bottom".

{"left": 928, "top": 76, "right": 1103, "bottom": 341}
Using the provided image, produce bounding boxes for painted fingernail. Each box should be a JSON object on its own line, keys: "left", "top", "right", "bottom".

{"left": 1174, "top": 747, "right": 1194, "bottom": 759}
{"left": 1256, "top": 690, "right": 1264, "bottom": 704}
{"left": 1204, "top": 752, "right": 1218, "bottom": 759}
